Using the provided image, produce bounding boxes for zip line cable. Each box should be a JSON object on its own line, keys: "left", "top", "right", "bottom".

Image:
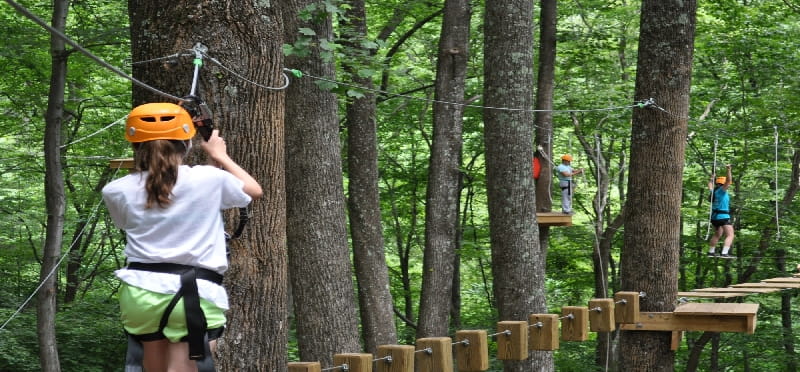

{"left": 2, "top": 0, "right": 185, "bottom": 103}
{"left": 774, "top": 126, "right": 781, "bottom": 240}
{"left": 60, "top": 115, "right": 127, "bottom": 149}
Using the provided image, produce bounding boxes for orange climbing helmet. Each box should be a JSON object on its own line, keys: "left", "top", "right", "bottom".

{"left": 715, "top": 176, "right": 727, "bottom": 185}
{"left": 125, "top": 103, "right": 196, "bottom": 143}
{"left": 561, "top": 154, "right": 573, "bottom": 162}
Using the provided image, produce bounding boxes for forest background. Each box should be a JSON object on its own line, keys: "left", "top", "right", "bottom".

{"left": 1, "top": 0, "right": 799, "bottom": 371}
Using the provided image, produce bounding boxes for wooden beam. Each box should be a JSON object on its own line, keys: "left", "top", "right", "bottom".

{"left": 762, "top": 277, "right": 800, "bottom": 283}
{"left": 536, "top": 212, "right": 572, "bottom": 227}
{"left": 677, "top": 291, "right": 752, "bottom": 299}
{"left": 619, "top": 303, "right": 758, "bottom": 334}
{"left": 729, "top": 282, "right": 800, "bottom": 289}
{"left": 109, "top": 158, "right": 134, "bottom": 170}
{"left": 692, "top": 287, "right": 780, "bottom": 293}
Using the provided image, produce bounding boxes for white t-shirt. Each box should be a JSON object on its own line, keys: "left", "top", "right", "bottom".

{"left": 102, "top": 165, "right": 252, "bottom": 309}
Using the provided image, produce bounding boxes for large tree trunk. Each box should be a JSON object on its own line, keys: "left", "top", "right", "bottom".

{"left": 129, "top": 1, "right": 288, "bottom": 369}
{"left": 340, "top": 0, "right": 398, "bottom": 353}
{"left": 483, "top": 0, "right": 550, "bottom": 370}
{"left": 416, "top": 0, "right": 471, "bottom": 339}
{"left": 534, "top": 0, "right": 556, "bottom": 214}
{"left": 618, "top": 1, "right": 697, "bottom": 371}
{"left": 39, "top": 1, "right": 69, "bottom": 371}
{"left": 283, "top": 0, "right": 361, "bottom": 364}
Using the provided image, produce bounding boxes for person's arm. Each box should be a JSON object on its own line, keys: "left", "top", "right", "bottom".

{"left": 722, "top": 164, "right": 732, "bottom": 189}
{"left": 201, "top": 129, "right": 264, "bottom": 199}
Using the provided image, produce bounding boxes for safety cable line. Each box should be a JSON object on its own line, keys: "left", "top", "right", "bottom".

{"left": 774, "top": 126, "right": 781, "bottom": 240}
{"left": 0, "top": 163, "right": 124, "bottom": 332}
{"left": 199, "top": 51, "right": 291, "bottom": 91}
{"left": 705, "top": 138, "right": 718, "bottom": 241}
{"left": 296, "top": 69, "right": 647, "bottom": 114}
{"left": 60, "top": 116, "right": 127, "bottom": 149}
{"left": 2, "top": 0, "right": 185, "bottom": 103}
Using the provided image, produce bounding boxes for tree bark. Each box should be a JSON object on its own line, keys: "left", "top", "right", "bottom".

{"left": 416, "top": 0, "right": 471, "bottom": 339}
{"left": 340, "top": 0, "right": 398, "bottom": 353}
{"left": 39, "top": 1, "right": 69, "bottom": 370}
{"left": 484, "top": 0, "right": 550, "bottom": 370}
{"left": 283, "top": 0, "right": 361, "bottom": 364}
{"left": 619, "top": 1, "right": 697, "bottom": 371}
{"left": 129, "top": 1, "right": 288, "bottom": 369}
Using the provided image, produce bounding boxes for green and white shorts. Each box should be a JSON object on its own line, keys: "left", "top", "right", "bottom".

{"left": 119, "top": 283, "right": 226, "bottom": 343}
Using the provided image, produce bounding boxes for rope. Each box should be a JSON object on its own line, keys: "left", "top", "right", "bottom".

{"left": 59, "top": 116, "right": 127, "bottom": 149}
{"left": 705, "top": 138, "right": 719, "bottom": 240}
{"left": 296, "top": 69, "right": 646, "bottom": 115}
{"left": 774, "top": 126, "right": 781, "bottom": 240}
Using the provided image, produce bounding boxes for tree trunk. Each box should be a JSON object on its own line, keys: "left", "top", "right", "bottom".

{"left": 618, "top": 1, "right": 696, "bottom": 371}
{"left": 416, "top": 0, "right": 471, "bottom": 339}
{"left": 129, "top": 1, "right": 288, "bottom": 369}
{"left": 283, "top": 0, "right": 361, "bottom": 364}
{"left": 340, "top": 0, "right": 398, "bottom": 353}
{"left": 484, "top": 0, "right": 550, "bottom": 370}
{"left": 39, "top": 1, "right": 69, "bottom": 370}
{"left": 534, "top": 0, "right": 556, "bottom": 214}
{"left": 532, "top": 2, "right": 557, "bottom": 368}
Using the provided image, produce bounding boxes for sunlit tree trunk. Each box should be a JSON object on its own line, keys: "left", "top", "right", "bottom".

{"left": 129, "top": 0, "right": 288, "bottom": 369}
{"left": 283, "top": 0, "right": 361, "bottom": 364}
{"left": 39, "top": 0, "right": 69, "bottom": 370}
{"left": 484, "top": 0, "right": 550, "bottom": 370}
{"left": 340, "top": 0, "right": 398, "bottom": 353}
{"left": 416, "top": 0, "right": 471, "bottom": 339}
{"left": 619, "top": 1, "right": 696, "bottom": 370}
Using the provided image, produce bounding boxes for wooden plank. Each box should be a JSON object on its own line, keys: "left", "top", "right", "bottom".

{"left": 731, "top": 282, "right": 800, "bottom": 289}
{"left": 692, "top": 287, "right": 780, "bottom": 293}
{"left": 109, "top": 158, "right": 134, "bottom": 170}
{"left": 618, "top": 310, "right": 757, "bottom": 334}
{"left": 673, "top": 303, "right": 759, "bottom": 316}
{"left": 677, "top": 291, "right": 751, "bottom": 299}
{"left": 536, "top": 212, "right": 572, "bottom": 227}
{"left": 762, "top": 277, "right": 800, "bottom": 283}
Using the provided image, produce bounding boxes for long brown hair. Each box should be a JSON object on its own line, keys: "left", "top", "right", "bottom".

{"left": 132, "top": 140, "right": 187, "bottom": 208}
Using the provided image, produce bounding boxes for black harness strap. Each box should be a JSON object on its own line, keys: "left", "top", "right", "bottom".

{"left": 126, "top": 262, "right": 223, "bottom": 364}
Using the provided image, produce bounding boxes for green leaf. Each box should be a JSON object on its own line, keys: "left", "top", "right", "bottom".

{"left": 298, "top": 27, "right": 316, "bottom": 36}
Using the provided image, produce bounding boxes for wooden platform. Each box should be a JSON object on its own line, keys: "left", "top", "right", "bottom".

{"left": 536, "top": 212, "right": 572, "bottom": 227}
{"left": 677, "top": 291, "right": 752, "bottom": 299}
{"left": 731, "top": 282, "right": 800, "bottom": 289}
{"left": 109, "top": 158, "right": 134, "bottom": 169}
{"left": 619, "top": 303, "right": 758, "bottom": 334}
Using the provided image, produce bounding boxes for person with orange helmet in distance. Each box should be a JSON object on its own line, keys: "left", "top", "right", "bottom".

{"left": 556, "top": 154, "right": 583, "bottom": 214}
{"left": 707, "top": 164, "right": 734, "bottom": 259}
{"left": 102, "top": 102, "right": 262, "bottom": 371}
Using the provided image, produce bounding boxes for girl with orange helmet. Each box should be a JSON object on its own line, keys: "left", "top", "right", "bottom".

{"left": 707, "top": 164, "right": 734, "bottom": 259}
{"left": 102, "top": 102, "right": 262, "bottom": 371}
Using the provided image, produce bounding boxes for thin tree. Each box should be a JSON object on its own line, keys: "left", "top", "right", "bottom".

{"left": 39, "top": 0, "right": 69, "bottom": 370}
{"left": 340, "top": 0, "right": 398, "bottom": 353}
{"left": 283, "top": 0, "right": 362, "bottom": 364}
{"left": 128, "top": 1, "right": 288, "bottom": 369}
{"left": 416, "top": 0, "right": 471, "bottom": 339}
{"left": 619, "top": 0, "right": 697, "bottom": 371}
{"left": 483, "top": 0, "right": 551, "bottom": 370}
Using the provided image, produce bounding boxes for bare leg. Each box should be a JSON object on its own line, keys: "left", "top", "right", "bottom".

{"left": 167, "top": 342, "right": 198, "bottom": 372}
{"left": 721, "top": 225, "right": 735, "bottom": 254}
{"left": 708, "top": 226, "right": 723, "bottom": 252}
{"left": 142, "top": 339, "right": 169, "bottom": 372}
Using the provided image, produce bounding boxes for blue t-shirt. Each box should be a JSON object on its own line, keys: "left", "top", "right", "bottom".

{"left": 556, "top": 164, "right": 573, "bottom": 182}
{"left": 711, "top": 186, "right": 730, "bottom": 220}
